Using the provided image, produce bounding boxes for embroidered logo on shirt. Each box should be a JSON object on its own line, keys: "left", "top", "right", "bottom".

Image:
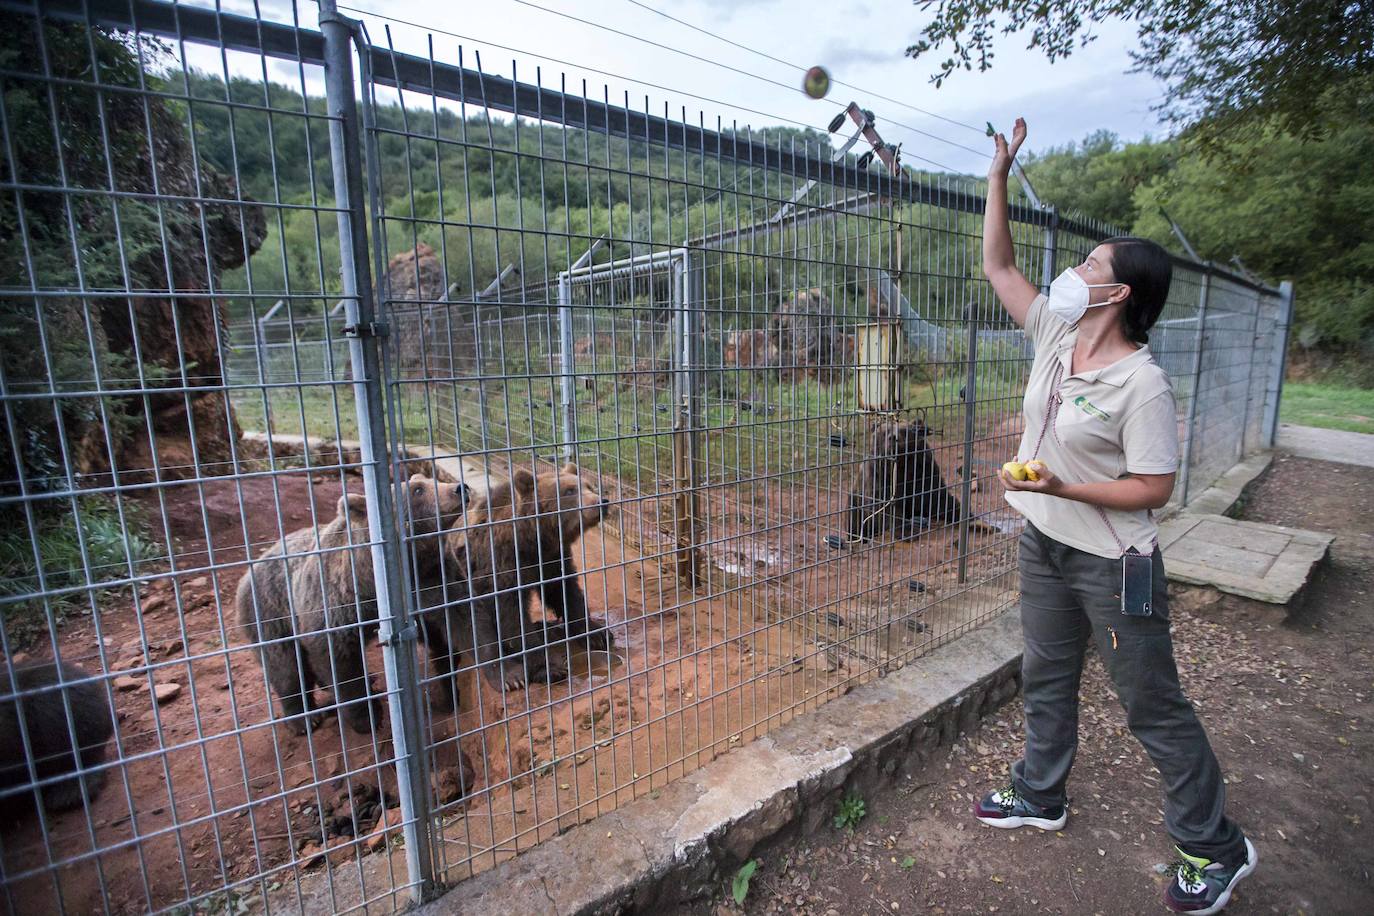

{"left": 1073, "top": 396, "right": 1111, "bottom": 422}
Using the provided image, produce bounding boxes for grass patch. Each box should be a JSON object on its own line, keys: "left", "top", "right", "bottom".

{"left": 0, "top": 494, "right": 158, "bottom": 647}
{"left": 1279, "top": 382, "right": 1374, "bottom": 434}
{"left": 227, "top": 344, "right": 1025, "bottom": 492}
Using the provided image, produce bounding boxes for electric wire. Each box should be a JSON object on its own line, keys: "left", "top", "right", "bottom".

{"left": 503, "top": 0, "right": 994, "bottom": 163}
{"left": 620, "top": 0, "right": 992, "bottom": 141}
{"left": 334, "top": 1, "right": 973, "bottom": 176}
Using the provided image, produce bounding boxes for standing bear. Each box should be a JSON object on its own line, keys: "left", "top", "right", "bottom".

{"left": 845, "top": 418, "right": 964, "bottom": 542}
{"left": 235, "top": 474, "right": 469, "bottom": 734}
{"left": 428, "top": 463, "right": 612, "bottom": 693}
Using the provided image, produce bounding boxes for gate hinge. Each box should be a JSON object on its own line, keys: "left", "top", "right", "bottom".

{"left": 342, "top": 320, "right": 389, "bottom": 339}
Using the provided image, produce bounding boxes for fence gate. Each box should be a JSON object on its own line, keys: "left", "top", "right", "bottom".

{"left": 0, "top": 0, "right": 1291, "bottom": 913}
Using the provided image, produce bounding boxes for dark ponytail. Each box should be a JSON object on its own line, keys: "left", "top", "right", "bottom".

{"left": 1102, "top": 236, "right": 1172, "bottom": 345}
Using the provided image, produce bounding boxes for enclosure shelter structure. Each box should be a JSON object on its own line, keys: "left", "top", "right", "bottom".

{"left": 0, "top": 0, "right": 1292, "bottom": 912}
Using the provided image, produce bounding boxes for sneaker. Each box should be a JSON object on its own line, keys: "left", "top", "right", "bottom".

{"left": 973, "top": 784, "right": 1067, "bottom": 830}
{"left": 1163, "top": 837, "right": 1258, "bottom": 915}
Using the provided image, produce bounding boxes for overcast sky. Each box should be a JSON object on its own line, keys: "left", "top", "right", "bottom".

{"left": 219, "top": 0, "right": 1174, "bottom": 176}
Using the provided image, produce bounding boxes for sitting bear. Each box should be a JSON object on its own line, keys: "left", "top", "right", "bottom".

{"left": 235, "top": 474, "right": 469, "bottom": 734}
{"left": 846, "top": 418, "right": 963, "bottom": 542}
{"left": 0, "top": 661, "right": 114, "bottom": 814}
{"left": 432, "top": 463, "right": 611, "bottom": 692}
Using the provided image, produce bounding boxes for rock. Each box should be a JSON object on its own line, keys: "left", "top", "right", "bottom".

{"left": 140, "top": 595, "right": 168, "bottom": 615}
{"left": 366, "top": 806, "right": 405, "bottom": 851}
{"left": 189, "top": 576, "right": 209, "bottom": 588}
{"left": 154, "top": 682, "right": 182, "bottom": 704}
{"left": 114, "top": 676, "right": 142, "bottom": 691}
{"left": 298, "top": 842, "right": 325, "bottom": 868}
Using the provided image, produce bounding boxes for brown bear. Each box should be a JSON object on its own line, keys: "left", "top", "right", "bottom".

{"left": 0, "top": 661, "right": 114, "bottom": 814}
{"left": 235, "top": 474, "right": 469, "bottom": 734}
{"left": 431, "top": 463, "right": 611, "bottom": 692}
{"left": 845, "top": 418, "right": 964, "bottom": 542}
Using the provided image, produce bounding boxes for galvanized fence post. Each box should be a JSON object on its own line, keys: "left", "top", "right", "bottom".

{"left": 671, "top": 250, "right": 702, "bottom": 585}
{"left": 1238, "top": 285, "right": 1264, "bottom": 458}
{"left": 1263, "top": 281, "right": 1296, "bottom": 447}
{"left": 319, "top": 0, "right": 435, "bottom": 900}
{"left": 1039, "top": 206, "right": 1059, "bottom": 292}
{"left": 1179, "top": 267, "right": 1213, "bottom": 506}
{"left": 956, "top": 320, "right": 978, "bottom": 585}
{"left": 558, "top": 272, "right": 577, "bottom": 460}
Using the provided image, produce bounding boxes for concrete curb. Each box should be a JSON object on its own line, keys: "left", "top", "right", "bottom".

{"left": 420, "top": 611, "right": 1023, "bottom": 915}
{"left": 1171, "top": 451, "right": 1274, "bottom": 520}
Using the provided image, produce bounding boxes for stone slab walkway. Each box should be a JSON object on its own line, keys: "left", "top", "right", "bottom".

{"left": 1159, "top": 513, "right": 1333, "bottom": 603}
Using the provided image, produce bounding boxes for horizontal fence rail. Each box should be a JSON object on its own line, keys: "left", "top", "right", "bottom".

{"left": 0, "top": 0, "right": 1289, "bottom": 912}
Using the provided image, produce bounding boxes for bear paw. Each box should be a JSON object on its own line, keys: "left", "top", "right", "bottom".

{"left": 529, "top": 655, "right": 570, "bottom": 684}
{"left": 498, "top": 660, "right": 528, "bottom": 692}
{"left": 583, "top": 619, "right": 615, "bottom": 650}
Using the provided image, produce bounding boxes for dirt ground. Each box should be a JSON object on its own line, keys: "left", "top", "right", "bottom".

{"left": 0, "top": 429, "right": 1017, "bottom": 914}
{"left": 675, "top": 454, "right": 1374, "bottom": 916}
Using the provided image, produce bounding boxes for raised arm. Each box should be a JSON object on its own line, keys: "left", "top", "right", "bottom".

{"left": 983, "top": 117, "right": 1039, "bottom": 328}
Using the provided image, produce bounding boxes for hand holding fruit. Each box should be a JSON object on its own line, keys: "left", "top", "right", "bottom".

{"left": 998, "top": 459, "right": 1060, "bottom": 494}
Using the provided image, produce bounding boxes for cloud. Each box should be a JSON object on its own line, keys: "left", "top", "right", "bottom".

{"left": 686, "top": 0, "right": 783, "bottom": 22}
{"left": 818, "top": 40, "right": 906, "bottom": 71}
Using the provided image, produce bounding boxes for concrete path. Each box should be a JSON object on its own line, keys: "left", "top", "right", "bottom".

{"left": 1277, "top": 422, "right": 1374, "bottom": 468}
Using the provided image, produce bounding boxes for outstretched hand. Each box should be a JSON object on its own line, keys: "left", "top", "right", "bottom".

{"left": 988, "top": 117, "right": 1026, "bottom": 180}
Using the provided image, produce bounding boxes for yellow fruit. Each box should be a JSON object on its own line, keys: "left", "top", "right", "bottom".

{"left": 1024, "top": 460, "right": 1048, "bottom": 481}
{"left": 1001, "top": 461, "right": 1028, "bottom": 481}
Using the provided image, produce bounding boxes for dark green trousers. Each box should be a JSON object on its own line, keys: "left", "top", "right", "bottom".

{"left": 1011, "top": 522, "right": 1248, "bottom": 866}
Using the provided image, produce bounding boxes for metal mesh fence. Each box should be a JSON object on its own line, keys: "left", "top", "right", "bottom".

{"left": 0, "top": 1, "right": 1291, "bottom": 912}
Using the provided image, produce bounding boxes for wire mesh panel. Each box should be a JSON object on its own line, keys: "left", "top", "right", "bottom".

{"left": 0, "top": 1, "right": 1291, "bottom": 912}
{"left": 0, "top": 1, "right": 429, "bottom": 912}
{"left": 354, "top": 23, "right": 1077, "bottom": 890}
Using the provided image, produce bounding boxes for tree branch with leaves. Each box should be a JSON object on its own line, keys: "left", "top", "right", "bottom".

{"left": 905, "top": 0, "right": 1374, "bottom": 161}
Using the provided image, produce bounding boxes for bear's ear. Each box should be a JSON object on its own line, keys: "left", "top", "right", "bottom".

{"left": 512, "top": 468, "right": 536, "bottom": 493}
{"left": 339, "top": 493, "right": 369, "bottom": 518}
{"left": 561, "top": 461, "right": 578, "bottom": 476}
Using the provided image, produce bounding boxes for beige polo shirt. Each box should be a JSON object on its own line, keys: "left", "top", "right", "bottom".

{"left": 1004, "top": 293, "right": 1180, "bottom": 559}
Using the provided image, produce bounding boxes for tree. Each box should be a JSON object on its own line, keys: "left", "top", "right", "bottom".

{"left": 1020, "top": 130, "right": 1175, "bottom": 228}
{"left": 905, "top": 1, "right": 1374, "bottom": 161}
{"left": 1015, "top": 119, "right": 1374, "bottom": 381}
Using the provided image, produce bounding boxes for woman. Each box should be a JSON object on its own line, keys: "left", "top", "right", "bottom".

{"left": 974, "top": 118, "right": 1257, "bottom": 915}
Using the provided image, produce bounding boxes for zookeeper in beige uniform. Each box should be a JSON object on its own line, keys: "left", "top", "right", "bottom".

{"left": 971, "top": 118, "right": 1258, "bottom": 916}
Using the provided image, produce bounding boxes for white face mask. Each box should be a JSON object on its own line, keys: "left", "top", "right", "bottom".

{"left": 1047, "top": 267, "right": 1125, "bottom": 325}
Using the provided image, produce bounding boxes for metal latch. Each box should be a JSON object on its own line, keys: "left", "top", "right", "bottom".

{"left": 342, "top": 321, "right": 389, "bottom": 339}
{"left": 381, "top": 622, "right": 417, "bottom": 648}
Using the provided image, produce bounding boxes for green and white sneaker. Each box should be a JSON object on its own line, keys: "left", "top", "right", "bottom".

{"left": 973, "top": 784, "right": 1067, "bottom": 830}
{"left": 1163, "top": 838, "right": 1257, "bottom": 915}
